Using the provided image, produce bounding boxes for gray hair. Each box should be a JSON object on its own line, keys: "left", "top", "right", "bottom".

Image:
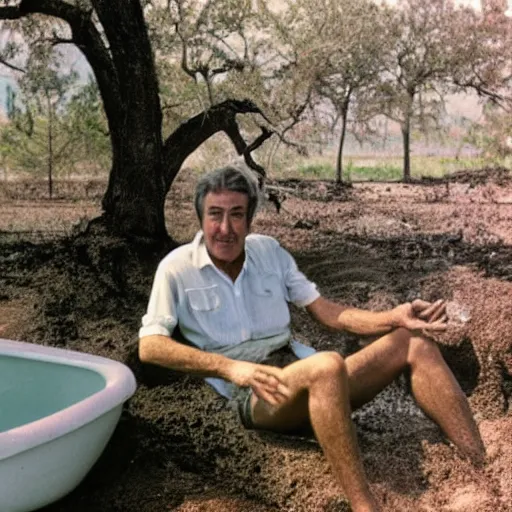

{"left": 194, "top": 165, "right": 260, "bottom": 226}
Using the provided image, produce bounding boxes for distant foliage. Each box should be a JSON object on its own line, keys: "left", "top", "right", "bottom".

{"left": 1, "top": 75, "right": 111, "bottom": 181}
{"left": 466, "top": 104, "right": 512, "bottom": 160}
{"left": 297, "top": 163, "right": 335, "bottom": 179}
{"left": 0, "top": 0, "right": 511, "bottom": 192}
{"left": 345, "top": 163, "right": 402, "bottom": 182}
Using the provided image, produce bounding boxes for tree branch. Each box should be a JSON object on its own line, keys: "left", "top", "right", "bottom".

{"left": 224, "top": 123, "right": 273, "bottom": 180}
{"left": 175, "top": 22, "right": 196, "bottom": 81}
{"left": 0, "top": 55, "right": 25, "bottom": 73}
{"left": 452, "top": 77, "right": 506, "bottom": 106}
{"left": 48, "top": 36, "right": 74, "bottom": 47}
{"left": 162, "top": 99, "right": 272, "bottom": 188}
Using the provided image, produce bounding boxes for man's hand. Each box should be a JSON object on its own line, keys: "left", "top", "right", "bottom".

{"left": 225, "top": 360, "right": 291, "bottom": 406}
{"left": 392, "top": 299, "right": 448, "bottom": 332}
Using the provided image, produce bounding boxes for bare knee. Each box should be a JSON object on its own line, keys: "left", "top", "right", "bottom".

{"left": 407, "top": 335, "right": 443, "bottom": 366}
{"left": 387, "top": 327, "right": 442, "bottom": 366}
{"left": 390, "top": 326, "right": 413, "bottom": 343}
{"left": 308, "top": 351, "right": 347, "bottom": 384}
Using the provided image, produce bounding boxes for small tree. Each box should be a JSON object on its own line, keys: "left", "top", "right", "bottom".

{"left": 308, "top": 0, "right": 386, "bottom": 182}
{"left": 368, "top": 0, "right": 470, "bottom": 181}
{"left": 61, "top": 76, "right": 111, "bottom": 177}
{"left": 1, "top": 56, "right": 78, "bottom": 197}
{"left": 466, "top": 102, "right": 512, "bottom": 160}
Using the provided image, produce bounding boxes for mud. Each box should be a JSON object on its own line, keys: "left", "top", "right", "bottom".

{"left": 0, "top": 168, "right": 511, "bottom": 511}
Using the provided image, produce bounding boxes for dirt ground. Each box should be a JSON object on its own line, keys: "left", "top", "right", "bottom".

{"left": 1, "top": 167, "right": 512, "bottom": 512}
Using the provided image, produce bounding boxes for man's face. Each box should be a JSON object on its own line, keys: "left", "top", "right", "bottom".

{"left": 202, "top": 189, "right": 250, "bottom": 265}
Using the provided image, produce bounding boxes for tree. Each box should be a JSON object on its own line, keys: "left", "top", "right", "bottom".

{"left": 307, "top": 0, "right": 386, "bottom": 182}
{"left": 367, "top": 0, "right": 471, "bottom": 181}
{"left": 451, "top": 2, "right": 512, "bottom": 108}
{"left": 245, "top": 0, "right": 327, "bottom": 155}
{"left": 1, "top": 56, "right": 79, "bottom": 197}
{"left": 465, "top": 102, "right": 512, "bottom": 159}
{"left": 1, "top": 75, "right": 113, "bottom": 186}
{"left": 60, "top": 75, "right": 112, "bottom": 176}
{"left": 0, "top": 0, "right": 273, "bottom": 241}
{"left": 150, "top": 0, "right": 277, "bottom": 176}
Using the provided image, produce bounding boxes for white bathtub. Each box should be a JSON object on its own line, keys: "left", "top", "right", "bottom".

{"left": 0, "top": 338, "right": 137, "bottom": 512}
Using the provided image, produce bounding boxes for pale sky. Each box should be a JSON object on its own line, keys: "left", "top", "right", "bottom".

{"left": 384, "top": 0, "right": 512, "bottom": 16}
{"left": 445, "top": 0, "right": 512, "bottom": 16}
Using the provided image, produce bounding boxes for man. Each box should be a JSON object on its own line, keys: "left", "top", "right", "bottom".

{"left": 139, "top": 165, "right": 485, "bottom": 512}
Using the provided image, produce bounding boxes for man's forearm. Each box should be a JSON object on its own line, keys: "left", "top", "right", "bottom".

{"left": 139, "top": 334, "right": 235, "bottom": 380}
{"left": 307, "top": 296, "right": 399, "bottom": 335}
{"left": 337, "top": 308, "right": 397, "bottom": 336}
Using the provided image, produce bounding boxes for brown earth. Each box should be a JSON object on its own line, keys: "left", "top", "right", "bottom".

{"left": 1, "top": 167, "right": 512, "bottom": 512}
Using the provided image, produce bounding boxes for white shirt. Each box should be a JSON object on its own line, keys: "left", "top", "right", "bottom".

{"left": 140, "top": 231, "right": 320, "bottom": 345}
{"left": 139, "top": 231, "right": 320, "bottom": 397}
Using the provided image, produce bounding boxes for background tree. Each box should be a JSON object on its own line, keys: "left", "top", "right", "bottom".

{"left": 254, "top": 0, "right": 319, "bottom": 154}
{"left": 1, "top": 53, "right": 78, "bottom": 198}
{"left": 450, "top": 1, "right": 512, "bottom": 149}
{"left": 365, "top": 0, "right": 470, "bottom": 181}
{"left": 61, "top": 75, "right": 112, "bottom": 176}
{"left": 307, "top": 0, "right": 386, "bottom": 183}
{"left": 465, "top": 102, "right": 512, "bottom": 159}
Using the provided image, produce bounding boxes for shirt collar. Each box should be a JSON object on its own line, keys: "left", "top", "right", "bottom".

{"left": 192, "top": 231, "right": 213, "bottom": 269}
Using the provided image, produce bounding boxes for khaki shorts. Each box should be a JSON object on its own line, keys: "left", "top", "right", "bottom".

{"left": 229, "top": 345, "right": 299, "bottom": 430}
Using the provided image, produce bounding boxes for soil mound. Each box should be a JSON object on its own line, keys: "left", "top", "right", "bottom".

{"left": 422, "top": 166, "right": 512, "bottom": 187}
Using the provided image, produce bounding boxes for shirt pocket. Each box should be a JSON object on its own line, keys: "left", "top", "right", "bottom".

{"left": 186, "top": 285, "right": 220, "bottom": 312}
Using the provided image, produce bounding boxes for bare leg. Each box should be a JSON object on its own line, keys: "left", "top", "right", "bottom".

{"left": 346, "top": 328, "right": 485, "bottom": 465}
{"left": 249, "top": 328, "right": 484, "bottom": 511}
{"left": 251, "top": 352, "right": 380, "bottom": 512}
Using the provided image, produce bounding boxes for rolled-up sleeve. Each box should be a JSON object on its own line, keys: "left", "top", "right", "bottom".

{"left": 277, "top": 245, "right": 320, "bottom": 307}
{"left": 139, "top": 263, "right": 178, "bottom": 338}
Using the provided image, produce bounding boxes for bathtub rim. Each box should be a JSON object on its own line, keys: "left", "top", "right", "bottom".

{"left": 0, "top": 338, "right": 136, "bottom": 460}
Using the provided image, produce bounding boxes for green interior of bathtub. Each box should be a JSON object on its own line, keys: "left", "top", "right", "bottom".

{"left": 0, "top": 355, "right": 106, "bottom": 433}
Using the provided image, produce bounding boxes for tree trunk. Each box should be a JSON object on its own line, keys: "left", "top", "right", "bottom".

{"left": 47, "top": 93, "right": 53, "bottom": 200}
{"left": 95, "top": 0, "right": 169, "bottom": 240}
{"left": 401, "top": 94, "right": 414, "bottom": 183}
{"left": 401, "top": 121, "right": 411, "bottom": 182}
{"left": 335, "top": 110, "right": 348, "bottom": 184}
{"left": 101, "top": 131, "right": 168, "bottom": 240}
{"left": 382, "top": 118, "right": 388, "bottom": 150}
{"left": 335, "top": 94, "right": 352, "bottom": 184}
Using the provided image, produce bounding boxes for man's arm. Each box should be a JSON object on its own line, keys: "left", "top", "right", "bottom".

{"left": 139, "top": 335, "right": 291, "bottom": 405}
{"left": 306, "top": 296, "right": 447, "bottom": 336}
{"left": 140, "top": 334, "right": 235, "bottom": 378}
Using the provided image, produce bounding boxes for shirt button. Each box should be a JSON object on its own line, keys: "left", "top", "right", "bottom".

{"left": 234, "top": 289, "right": 241, "bottom": 297}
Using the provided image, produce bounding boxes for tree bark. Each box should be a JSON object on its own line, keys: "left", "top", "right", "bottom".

{"left": 47, "top": 93, "right": 53, "bottom": 200}
{"left": 401, "top": 93, "right": 414, "bottom": 183}
{"left": 335, "top": 99, "right": 350, "bottom": 184}
{"left": 101, "top": 128, "right": 168, "bottom": 240}
{"left": 401, "top": 121, "right": 411, "bottom": 183}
